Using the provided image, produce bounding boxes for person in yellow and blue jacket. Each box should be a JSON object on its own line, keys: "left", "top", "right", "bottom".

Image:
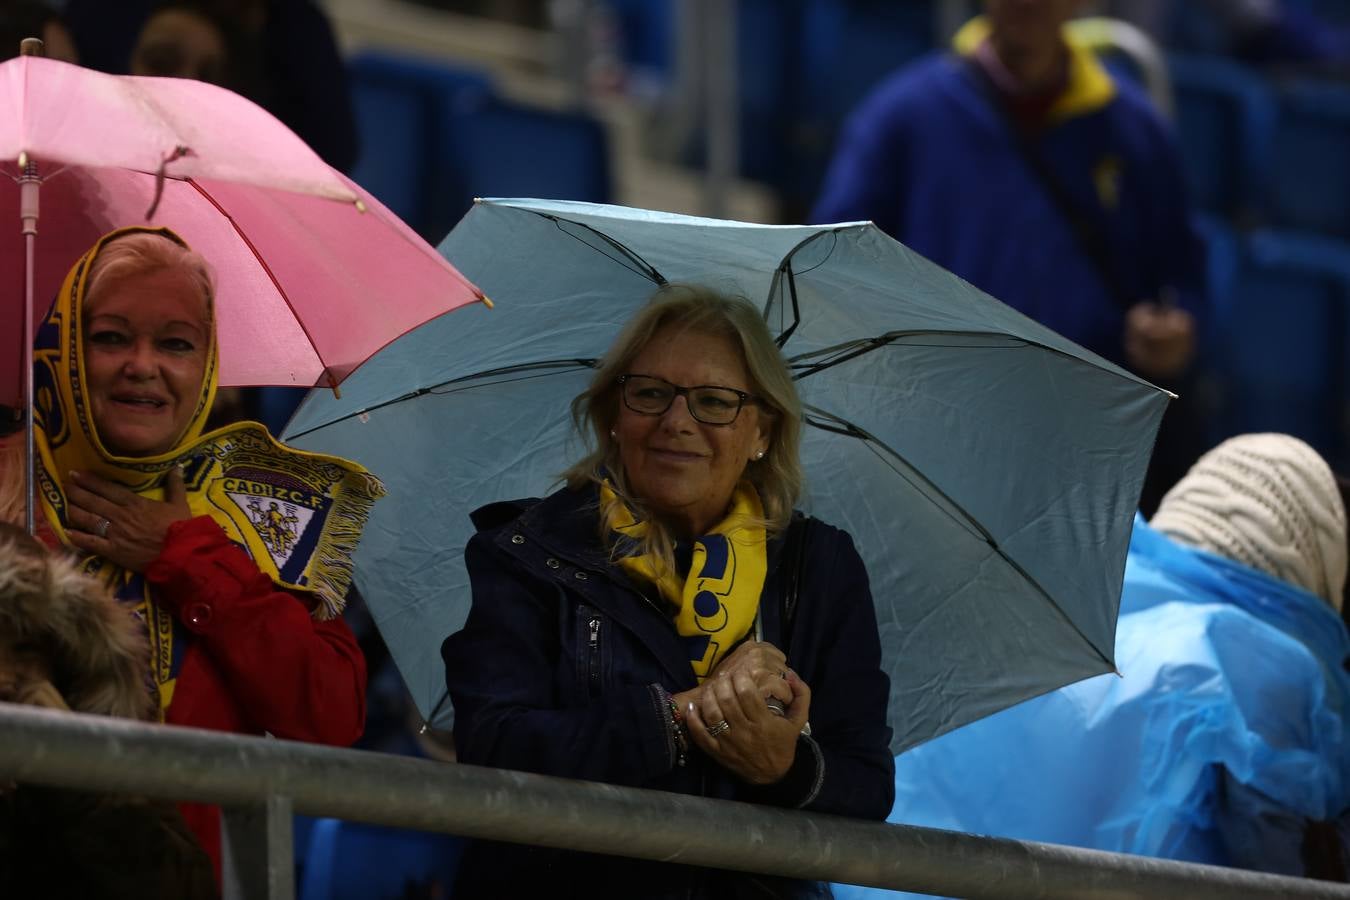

{"left": 811, "top": 1, "right": 1209, "bottom": 509}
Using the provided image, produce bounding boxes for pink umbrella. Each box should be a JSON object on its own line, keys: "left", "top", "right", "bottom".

{"left": 1, "top": 53, "right": 487, "bottom": 528}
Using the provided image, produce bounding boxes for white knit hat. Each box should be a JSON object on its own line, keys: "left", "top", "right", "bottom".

{"left": 1151, "top": 433, "right": 1347, "bottom": 612}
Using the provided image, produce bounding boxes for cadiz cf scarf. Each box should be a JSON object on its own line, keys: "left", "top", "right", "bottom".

{"left": 31, "top": 227, "right": 385, "bottom": 714}
{"left": 604, "top": 480, "right": 767, "bottom": 681}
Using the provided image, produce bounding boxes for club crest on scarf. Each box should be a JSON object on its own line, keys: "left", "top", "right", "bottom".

{"left": 603, "top": 480, "right": 767, "bottom": 681}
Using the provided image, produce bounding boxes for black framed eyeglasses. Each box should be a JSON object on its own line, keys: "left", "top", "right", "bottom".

{"left": 618, "top": 374, "right": 756, "bottom": 425}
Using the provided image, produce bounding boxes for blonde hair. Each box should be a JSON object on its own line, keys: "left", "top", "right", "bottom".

{"left": 563, "top": 284, "right": 803, "bottom": 575}
{"left": 84, "top": 230, "right": 215, "bottom": 321}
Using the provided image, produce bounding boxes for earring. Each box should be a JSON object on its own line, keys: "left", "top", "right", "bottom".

{"left": 754, "top": 449, "right": 765, "bottom": 460}
{"left": 609, "top": 429, "right": 617, "bottom": 441}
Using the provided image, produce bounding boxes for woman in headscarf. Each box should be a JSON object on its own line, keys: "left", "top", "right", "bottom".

{"left": 0, "top": 226, "right": 382, "bottom": 876}
{"left": 443, "top": 285, "right": 894, "bottom": 899}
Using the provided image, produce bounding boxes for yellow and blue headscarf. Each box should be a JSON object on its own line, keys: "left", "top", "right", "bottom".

{"left": 32, "top": 226, "right": 385, "bottom": 713}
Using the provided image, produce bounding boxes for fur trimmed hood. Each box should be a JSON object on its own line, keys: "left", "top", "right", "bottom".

{"left": 0, "top": 526, "right": 155, "bottom": 720}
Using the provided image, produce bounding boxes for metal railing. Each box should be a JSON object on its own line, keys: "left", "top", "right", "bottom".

{"left": 1, "top": 702, "right": 1347, "bottom": 900}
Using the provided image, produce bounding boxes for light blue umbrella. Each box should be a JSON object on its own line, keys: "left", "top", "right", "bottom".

{"left": 283, "top": 198, "right": 1169, "bottom": 753}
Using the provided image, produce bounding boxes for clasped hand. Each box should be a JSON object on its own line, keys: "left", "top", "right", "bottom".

{"left": 65, "top": 468, "right": 193, "bottom": 572}
{"left": 673, "top": 640, "right": 811, "bottom": 785}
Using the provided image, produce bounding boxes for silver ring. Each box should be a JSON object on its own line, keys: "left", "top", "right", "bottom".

{"left": 706, "top": 720, "right": 731, "bottom": 738}
{"left": 96, "top": 517, "right": 111, "bottom": 539}
{"left": 765, "top": 698, "right": 787, "bottom": 717}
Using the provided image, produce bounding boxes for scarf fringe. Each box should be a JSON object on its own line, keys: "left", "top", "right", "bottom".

{"left": 307, "top": 470, "right": 385, "bottom": 620}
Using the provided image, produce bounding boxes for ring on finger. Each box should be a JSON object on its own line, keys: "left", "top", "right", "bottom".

{"left": 706, "top": 719, "right": 731, "bottom": 738}
{"left": 96, "top": 517, "right": 112, "bottom": 539}
{"left": 765, "top": 698, "right": 787, "bottom": 717}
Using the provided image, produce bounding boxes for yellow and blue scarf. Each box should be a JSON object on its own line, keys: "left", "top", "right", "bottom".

{"left": 603, "top": 480, "right": 767, "bottom": 681}
{"left": 32, "top": 227, "right": 385, "bottom": 714}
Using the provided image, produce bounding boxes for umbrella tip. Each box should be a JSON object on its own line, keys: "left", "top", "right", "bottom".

{"left": 480, "top": 294, "right": 495, "bottom": 310}
{"left": 19, "top": 38, "right": 45, "bottom": 57}
{"left": 354, "top": 199, "right": 368, "bottom": 214}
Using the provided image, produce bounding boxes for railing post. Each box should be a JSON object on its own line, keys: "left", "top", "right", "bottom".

{"left": 221, "top": 793, "right": 295, "bottom": 900}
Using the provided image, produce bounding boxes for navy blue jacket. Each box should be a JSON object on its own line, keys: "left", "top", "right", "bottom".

{"left": 442, "top": 484, "right": 894, "bottom": 898}
{"left": 811, "top": 49, "right": 1206, "bottom": 368}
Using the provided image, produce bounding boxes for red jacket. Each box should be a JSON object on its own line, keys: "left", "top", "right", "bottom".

{"left": 145, "top": 516, "right": 368, "bottom": 878}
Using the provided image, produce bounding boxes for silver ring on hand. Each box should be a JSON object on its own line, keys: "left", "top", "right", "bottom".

{"left": 765, "top": 698, "right": 787, "bottom": 717}
{"left": 96, "top": 517, "right": 112, "bottom": 539}
{"left": 706, "top": 719, "right": 731, "bottom": 738}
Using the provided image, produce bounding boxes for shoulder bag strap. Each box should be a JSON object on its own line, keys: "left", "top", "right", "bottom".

{"left": 964, "top": 56, "right": 1134, "bottom": 312}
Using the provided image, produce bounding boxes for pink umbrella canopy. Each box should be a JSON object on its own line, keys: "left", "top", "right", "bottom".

{"left": 1, "top": 55, "right": 486, "bottom": 405}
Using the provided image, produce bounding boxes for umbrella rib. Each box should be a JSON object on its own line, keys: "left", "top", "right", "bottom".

{"left": 284, "top": 359, "right": 599, "bottom": 439}
{"left": 766, "top": 229, "right": 840, "bottom": 348}
{"left": 425, "top": 689, "right": 452, "bottom": 729}
{"left": 789, "top": 329, "right": 1163, "bottom": 392}
{"left": 186, "top": 179, "right": 330, "bottom": 385}
{"left": 769, "top": 260, "right": 801, "bottom": 349}
{"left": 805, "top": 405, "right": 1115, "bottom": 669}
{"left": 789, "top": 330, "right": 1031, "bottom": 378}
{"left": 536, "top": 213, "right": 668, "bottom": 286}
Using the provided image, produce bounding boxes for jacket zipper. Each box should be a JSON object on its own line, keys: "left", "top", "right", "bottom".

{"left": 587, "top": 616, "right": 602, "bottom": 696}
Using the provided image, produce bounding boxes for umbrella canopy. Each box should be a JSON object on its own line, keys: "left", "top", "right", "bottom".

{"left": 284, "top": 198, "right": 1170, "bottom": 753}
{"left": 1, "top": 55, "right": 485, "bottom": 404}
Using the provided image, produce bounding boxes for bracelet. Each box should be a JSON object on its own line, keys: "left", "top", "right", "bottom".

{"left": 668, "top": 695, "right": 689, "bottom": 768}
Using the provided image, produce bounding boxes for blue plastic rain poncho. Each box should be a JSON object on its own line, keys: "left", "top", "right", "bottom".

{"left": 836, "top": 516, "right": 1350, "bottom": 899}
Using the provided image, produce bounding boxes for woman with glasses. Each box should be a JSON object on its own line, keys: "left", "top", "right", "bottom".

{"left": 442, "top": 285, "right": 894, "bottom": 899}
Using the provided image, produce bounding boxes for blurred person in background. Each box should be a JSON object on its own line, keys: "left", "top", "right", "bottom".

{"left": 0, "top": 0, "right": 77, "bottom": 61}
{"left": 835, "top": 433, "right": 1350, "bottom": 899}
{"left": 61, "top": 0, "right": 357, "bottom": 171}
{"left": 812, "top": 0, "right": 1208, "bottom": 512}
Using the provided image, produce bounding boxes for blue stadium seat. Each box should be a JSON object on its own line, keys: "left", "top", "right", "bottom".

{"left": 1163, "top": 3, "right": 1233, "bottom": 56}
{"left": 435, "top": 96, "right": 612, "bottom": 237}
{"left": 793, "top": 0, "right": 935, "bottom": 210}
{"left": 1189, "top": 213, "right": 1240, "bottom": 434}
{"left": 346, "top": 52, "right": 494, "bottom": 241}
{"left": 293, "top": 814, "right": 319, "bottom": 887}
{"left": 1207, "top": 228, "right": 1350, "bottom": 465}
{"left": 609, "top": 0, "right": 675, "bottom": 81}
{"left": 604, "top": 1, "right": 935, "bottom": 212}
{"left": 1167, "top": 54, "right": 1277, "bottom": 221}
{"left": 1265, "top": 79, "right": 1350, "bottom": 238}
{"left": 799, "top": 0, "right": 933, "bottom": 132}
{"left": 297, "top": 818, "right": 466, "bottom": 900}
{"left": 1193, "top": 212, "right": 1240, "bottom": 340}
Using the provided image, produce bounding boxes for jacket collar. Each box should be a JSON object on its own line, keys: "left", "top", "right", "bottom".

{"left": 475, "top": 481, "right": 796, "bottom": 572}
{"left": 953, "top": 15, "right": 1116, "bottom": 124}
{"left": 473, "top": 483, "right": 798, "bottom": 688}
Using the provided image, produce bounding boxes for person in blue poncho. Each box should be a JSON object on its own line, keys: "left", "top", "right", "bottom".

{"left": 834, "top": 433, "right": 1350, "bottom": 899}
{"left": 811, "top": 0, "right": 1208, "bottom": 510}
